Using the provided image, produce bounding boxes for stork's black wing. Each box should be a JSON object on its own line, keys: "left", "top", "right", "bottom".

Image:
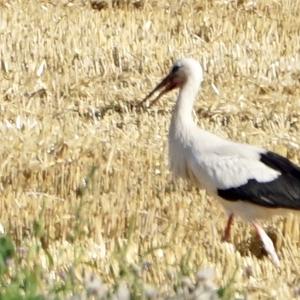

{"left": 218, "top": 151, "right": 300, "bottom": 209}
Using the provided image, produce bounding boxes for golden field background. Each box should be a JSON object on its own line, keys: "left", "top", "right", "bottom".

{"left": 1, "top": 0, "right": 300, "bottom": 298}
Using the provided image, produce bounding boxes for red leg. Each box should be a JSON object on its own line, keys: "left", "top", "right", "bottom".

{"left": 222, "top": 213, "right": 234, "bottom": 242}
{"left": 253, "top": 222, "right": 280, "bottom": 267}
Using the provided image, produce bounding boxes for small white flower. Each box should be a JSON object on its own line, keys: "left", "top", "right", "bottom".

{"left": 112, "top": 281, "right": 130, "bottom": 300}
{"left": 0, "top": 223, "right": 4, "bottom": 235}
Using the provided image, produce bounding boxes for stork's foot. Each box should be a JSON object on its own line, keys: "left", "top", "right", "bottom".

{"left": 222, "top": 213, "right": 234, "bottom": 242}
{"left": 253, "top": 222, "right": 280, "bottom": 268}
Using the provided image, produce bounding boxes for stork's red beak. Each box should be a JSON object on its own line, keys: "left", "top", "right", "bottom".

{"left": 139, "top": 72, "right": 180, "bottom": 108}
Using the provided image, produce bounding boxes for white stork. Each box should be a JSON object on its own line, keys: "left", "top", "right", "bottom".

{"left": 140, "top": 57, "right": 300, "bottom": 267}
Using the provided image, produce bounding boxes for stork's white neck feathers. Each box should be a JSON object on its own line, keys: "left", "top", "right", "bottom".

{"left": 174, "top": 79, "right": 199, "bottom": 118}
{"left": 170, "top": 59, "right": 203, "bottom": 138}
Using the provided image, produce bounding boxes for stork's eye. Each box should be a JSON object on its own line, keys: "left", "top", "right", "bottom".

{"left": 171, "top": 65, "right": 180, "bottom": 73}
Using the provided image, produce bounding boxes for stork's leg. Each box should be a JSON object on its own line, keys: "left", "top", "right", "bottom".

{"left": 252, "top": 222, "right": 280, "bottom": 267}
{"left": 222, "top": 213, "right": 234, "bottom": 242}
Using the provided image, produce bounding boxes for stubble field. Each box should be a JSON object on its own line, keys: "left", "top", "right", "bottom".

{"left": 1, "top": 0, "right": 300, "bottom": 299}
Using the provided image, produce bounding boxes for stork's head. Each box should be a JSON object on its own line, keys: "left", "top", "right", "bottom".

{"left": 170, "top": 58, "right": 204, "bottom": 88}
{"left": 140, "top": 58, "right": 203, "bottom": 107}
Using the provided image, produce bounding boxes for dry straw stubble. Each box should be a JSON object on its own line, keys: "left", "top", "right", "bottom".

{"left": 1, "top": 0, "right": 300, "bottom": 298}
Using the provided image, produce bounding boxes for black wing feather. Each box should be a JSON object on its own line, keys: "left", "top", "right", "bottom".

{"left": 218, "top": 151, "right": 300, "bottom": 209}
{"left": 260, "top": 151, "right": 300, "bottom": 177}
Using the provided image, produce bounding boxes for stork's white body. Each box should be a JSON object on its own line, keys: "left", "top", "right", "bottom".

{"left": 142, "top": 57, "right": 300, "bottom": 267}
{"left": 169, "top": 120, "right": 279, "bottom": 220}
{"left": 170, "top": 122, "right": 274, "bottom": 193}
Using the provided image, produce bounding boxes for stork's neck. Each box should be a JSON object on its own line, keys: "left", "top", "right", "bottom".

{"left": 171, "top": 79, "right": 200, "bottom": 129}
